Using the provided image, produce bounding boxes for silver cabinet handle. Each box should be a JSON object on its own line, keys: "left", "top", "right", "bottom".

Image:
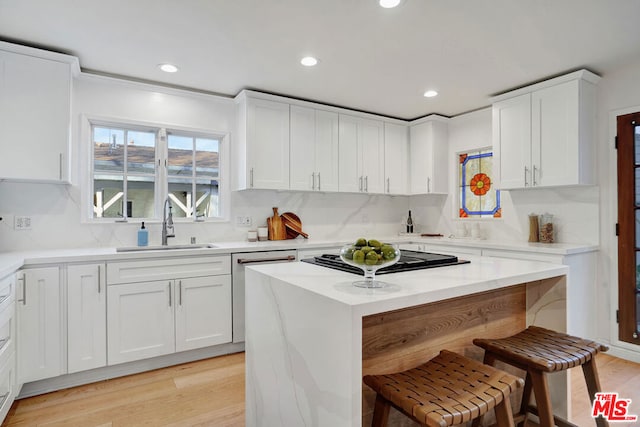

{"left": 365, "top": 176, "right": 368, "bottom": 192}
{"left": 533, "top": 165, "right": 538, "bottom": 186}
{"left": 427, "top": 177, "right": 431, "bottom": 193}
{"left": 387, "top": 178, "right": 390, "bottom": 193}
{"left": 237, "top": 255, "right": 296, "bottom": 264}
{"left": 359, "top": 176, "right": 363, "bottom": 192}
{"left": 312, "top": 173, "right": 316, "bottom": 190}
{"left": 524, "top": 166, "right": 529, "bottom": 187}
{"left": 317, "top": 173, "right": 321, "bottom": 191}
{"left": 97, "top": 265, "right": 101, "bottom": 294}
{"left": 179, "top": 280, "right": 182, "bottom": 306}
{"left": 250, "top": 168, "right": 254, "bottom": 188}
{"left": 168, "top": 282, "right": 172, "bottom": 307}
{"left": 18, "top": 276, "right": 26, "bottom": 305}
{"left": 59, "top": 153, "right": 63, "bottom": 181}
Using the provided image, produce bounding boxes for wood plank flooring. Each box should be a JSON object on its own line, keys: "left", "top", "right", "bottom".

{"left": 3, "top": 351, "right": 639, "bottom": 426}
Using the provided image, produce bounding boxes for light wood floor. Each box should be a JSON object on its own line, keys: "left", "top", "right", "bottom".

{"left": 3, "top": 352, "right": 639, "bottom": 426}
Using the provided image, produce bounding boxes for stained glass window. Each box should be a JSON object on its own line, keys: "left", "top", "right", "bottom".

{"left": 459, "top": 149, "right": 501, "bottom": 218}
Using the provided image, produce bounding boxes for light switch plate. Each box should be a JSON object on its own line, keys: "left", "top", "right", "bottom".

{"left": 235, "top": 216, "right": 252, "bottom": 226}
{"left": 14, "top": 216, "right": 32, "bottom": 230}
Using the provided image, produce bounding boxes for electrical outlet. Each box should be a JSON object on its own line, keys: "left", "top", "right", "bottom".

{"left": 14, "top": 216, "right": 32, "bottom": 230}
{"left": 235, "top": 216, "right": 252, "bottom": 226}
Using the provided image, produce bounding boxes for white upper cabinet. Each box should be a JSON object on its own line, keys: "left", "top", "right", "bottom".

{"left": 384, "top": 122, "right": 409, "bottom": 194}
{"left": 0, "top": 42, "right": 78, "bottom": 183}
{"left": 409, "top": 118, "right": 449, "bottom": 195}
{"left": 290, "top": 106, "right": 339, "bottom": 191}
{"left": 492, "top": 70, "right": 599, "bottom": 189}
{"left": 338, "top": 115, "right": 384, "bottom": 193}
{"left": 235, "top": 92, "right": 290, "bottom": 190}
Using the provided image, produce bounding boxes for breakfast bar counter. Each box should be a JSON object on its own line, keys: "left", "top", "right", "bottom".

{"left": 245, "top": 255, "right": 569, "bottom": 427}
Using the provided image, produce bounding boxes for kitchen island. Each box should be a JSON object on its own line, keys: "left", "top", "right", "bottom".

{"left": 245, "top": 254, "right": 569, "bottom": 427}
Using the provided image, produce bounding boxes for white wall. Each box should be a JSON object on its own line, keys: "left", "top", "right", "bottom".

{"left": 0, "top": 74, "right": 408, "bottom": 251}
{"left": 412, "top": 108, "right": 600, "bottom": 245}
{"left": 595, "top": 58, "right": 640, "bottom": 358}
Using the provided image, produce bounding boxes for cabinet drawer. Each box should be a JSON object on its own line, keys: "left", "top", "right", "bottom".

{"left": 0, "top": 304, "right": 14, "bottom": 364}
{"left": 0, "top": 352, "right": 16, "bottom": 422}
{"left": 107, "top": 255, "right": 230, "bottom": 284}
{"left": 0, "top": 275, "right": 14, "bottom": 314}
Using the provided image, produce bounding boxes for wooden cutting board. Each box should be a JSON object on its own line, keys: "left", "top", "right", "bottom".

{"left": 281, "top": 212, "right": 308, "bottom": 239}
{"left": 267, "top": 207, "right": 286, "bottom": 240}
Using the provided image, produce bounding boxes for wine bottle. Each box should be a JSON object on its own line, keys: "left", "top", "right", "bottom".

{"left": 406, "top": 210, "right": 413, "bottom": 233}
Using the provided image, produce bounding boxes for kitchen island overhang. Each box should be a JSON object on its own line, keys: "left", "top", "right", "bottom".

{"left": 245, "top": 255, "right": 569, "bottom": 427}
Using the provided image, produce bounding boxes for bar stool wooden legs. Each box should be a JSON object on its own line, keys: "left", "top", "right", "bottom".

{"left": 363, "top": 350, "right": 524, "bottom": 427}
{"left": 472, "top": 326, "right": 610, "bottom": 427}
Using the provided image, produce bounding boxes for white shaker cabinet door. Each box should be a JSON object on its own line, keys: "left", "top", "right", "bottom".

{"left": 338, "top": 115, "right": 361, "bottom": 192}
{"left": 67, "top": 264, "right": 106, "bottom": 373}
{"left": 290, "top": 105, "right": 316, "bottom": 191}
{"left": 531, "top": 80, "right": 580, "bottom": 187}
{"left": 175, "top": 275, "right": 232, "bottom": 352}
{"left": 314, "top": 110, "right": 339, "bottom": 192}
{"left": 107, "top": 281, "right": 175, "bottom": 365}
{"left": 246, "top": 98, "right": 290, "bottom": 190}
{"left": 359, "top": 118, "right": 385, "bottom": 194}
{"left": 0, "top": 50, "right": 71, "bottom": 182}
{"left": 17, "top": 267, "right": 64, "bottom": 383}
{"left": 384, "top": 122, "right": 408, "bottom": 194}
{"left": 493, "top": 93, "right": 532, "bottom": 189}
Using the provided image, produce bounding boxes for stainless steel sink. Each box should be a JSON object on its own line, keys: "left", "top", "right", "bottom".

{"left": 116, "top": 243, "right": 218, "bottom": 252}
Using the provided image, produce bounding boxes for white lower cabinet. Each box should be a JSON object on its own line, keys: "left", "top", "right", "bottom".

{"left": 0, "top": 273, "right": 16, "bottom": 423}
{"left": 175, "top": 275, "right": 232, "bottom": 352}
{"left": 106, "top": 256, "right": 232, "bottom": 365}
{"left": 67, "top": 263, "right": 106, "bottom": 373}
{"left": 17, "top": 267, "right": 64, "bottom": 384}
{"left": 107, "top": 280, "right": 175, "bottom": 365}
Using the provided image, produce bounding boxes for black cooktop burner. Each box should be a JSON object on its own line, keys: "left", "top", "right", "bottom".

{"left": 300, "top": 250, "right": 470, "bottom": 275}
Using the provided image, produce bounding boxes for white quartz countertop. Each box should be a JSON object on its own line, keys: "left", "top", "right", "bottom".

{"left": 0, "top": 235, "right": 593, "bottom": 279}
{"left": 246, "top": 256, "right": 569, "bottom": 317}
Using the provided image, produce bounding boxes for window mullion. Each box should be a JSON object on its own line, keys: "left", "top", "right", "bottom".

{"left": 122, "top": 129, "right": 128, "bottom": 221}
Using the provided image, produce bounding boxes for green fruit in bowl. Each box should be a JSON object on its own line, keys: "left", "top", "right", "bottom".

{"left": 355, "top": 238, "right": 367, "bottom": 246}
{"left": 368, "top": 239, "right": 382, "bottom": 248}
{"left": 365, "top": 251, "right": 379, "bottom": 265}
{"left": 352, "top": 250, "right": 365, "bottom": 264}
{"left": 343, "top": 247, "right": 355, "bottom": 260}
{"left": 361, "top": 246, "right": 373, "bottom": 254}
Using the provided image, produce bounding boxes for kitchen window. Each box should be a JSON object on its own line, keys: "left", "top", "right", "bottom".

{"left": 91, "top": 121, "right": 225, "bottom": 221}
{"left": 458, "top": 148, "right": 502, "bottom": 218}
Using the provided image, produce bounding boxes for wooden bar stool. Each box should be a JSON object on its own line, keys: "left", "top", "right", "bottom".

{"left": 363, "top": 350, "right": 524, "bottom": 427}
{"left": 472, "top": 326, "right": 609, "bottom": 427}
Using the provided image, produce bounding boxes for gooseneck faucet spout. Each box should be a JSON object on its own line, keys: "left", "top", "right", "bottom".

{"left": 162, "top": 197, "right": 175, "bottom": 245}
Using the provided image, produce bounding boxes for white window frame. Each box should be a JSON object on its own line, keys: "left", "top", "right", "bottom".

{"left": 81, "top": 114, "right": 230, "bottom": 223}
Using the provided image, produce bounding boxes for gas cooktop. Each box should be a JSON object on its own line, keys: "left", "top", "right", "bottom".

{"left": 300, "top": 250, "right": 470, "bottom": 275}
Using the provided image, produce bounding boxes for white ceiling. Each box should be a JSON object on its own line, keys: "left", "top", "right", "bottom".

{"left": 1, "top": 0, "right": 639, "bottom": 120}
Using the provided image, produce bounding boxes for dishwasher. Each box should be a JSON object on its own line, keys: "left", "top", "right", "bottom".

{"left": 231, "top": 250, "right": 297, "bottom": 343}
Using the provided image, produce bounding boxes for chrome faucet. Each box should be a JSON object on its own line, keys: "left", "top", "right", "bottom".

{"left": 162, "top": 197, "right": 175, "bottom": 245}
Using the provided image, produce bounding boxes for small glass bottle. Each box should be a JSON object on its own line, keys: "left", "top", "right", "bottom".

{"left": 406, "top": 210, "right": 414, "bottom": 234}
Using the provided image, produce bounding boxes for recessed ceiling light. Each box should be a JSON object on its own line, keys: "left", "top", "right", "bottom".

{"left": 159, "top": 63, "right": 179, "bottom": 73}
{"left": 379, "top": 0, "right": 402, "bottom": 8}
{"left": 300, "top": 56, "right": 318, "bottom": 67}
{"left": 424, "top": 90, "right": 438, "bottom": 98}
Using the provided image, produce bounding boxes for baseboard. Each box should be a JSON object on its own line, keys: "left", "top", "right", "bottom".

{"left": 606, "top": 344, "right": 640, "bottom": 363}
{"left": 17, "top": 342, "right": 245, "bottom": 399}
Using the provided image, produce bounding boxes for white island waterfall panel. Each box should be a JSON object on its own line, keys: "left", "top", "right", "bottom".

{"left": 245, "top": 270, "right": 361, "bottom": 426}
{"left": 245, "top": 256, "right": 569, "bottom": 427}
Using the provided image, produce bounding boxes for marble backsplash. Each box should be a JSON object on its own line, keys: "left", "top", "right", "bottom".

{"left": 0, "top": 181, "right": 598, "bottom": 252}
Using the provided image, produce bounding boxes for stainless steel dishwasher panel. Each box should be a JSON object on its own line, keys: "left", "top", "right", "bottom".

{"left": 231, "top": 250, "right": 297, "bottom": 343}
